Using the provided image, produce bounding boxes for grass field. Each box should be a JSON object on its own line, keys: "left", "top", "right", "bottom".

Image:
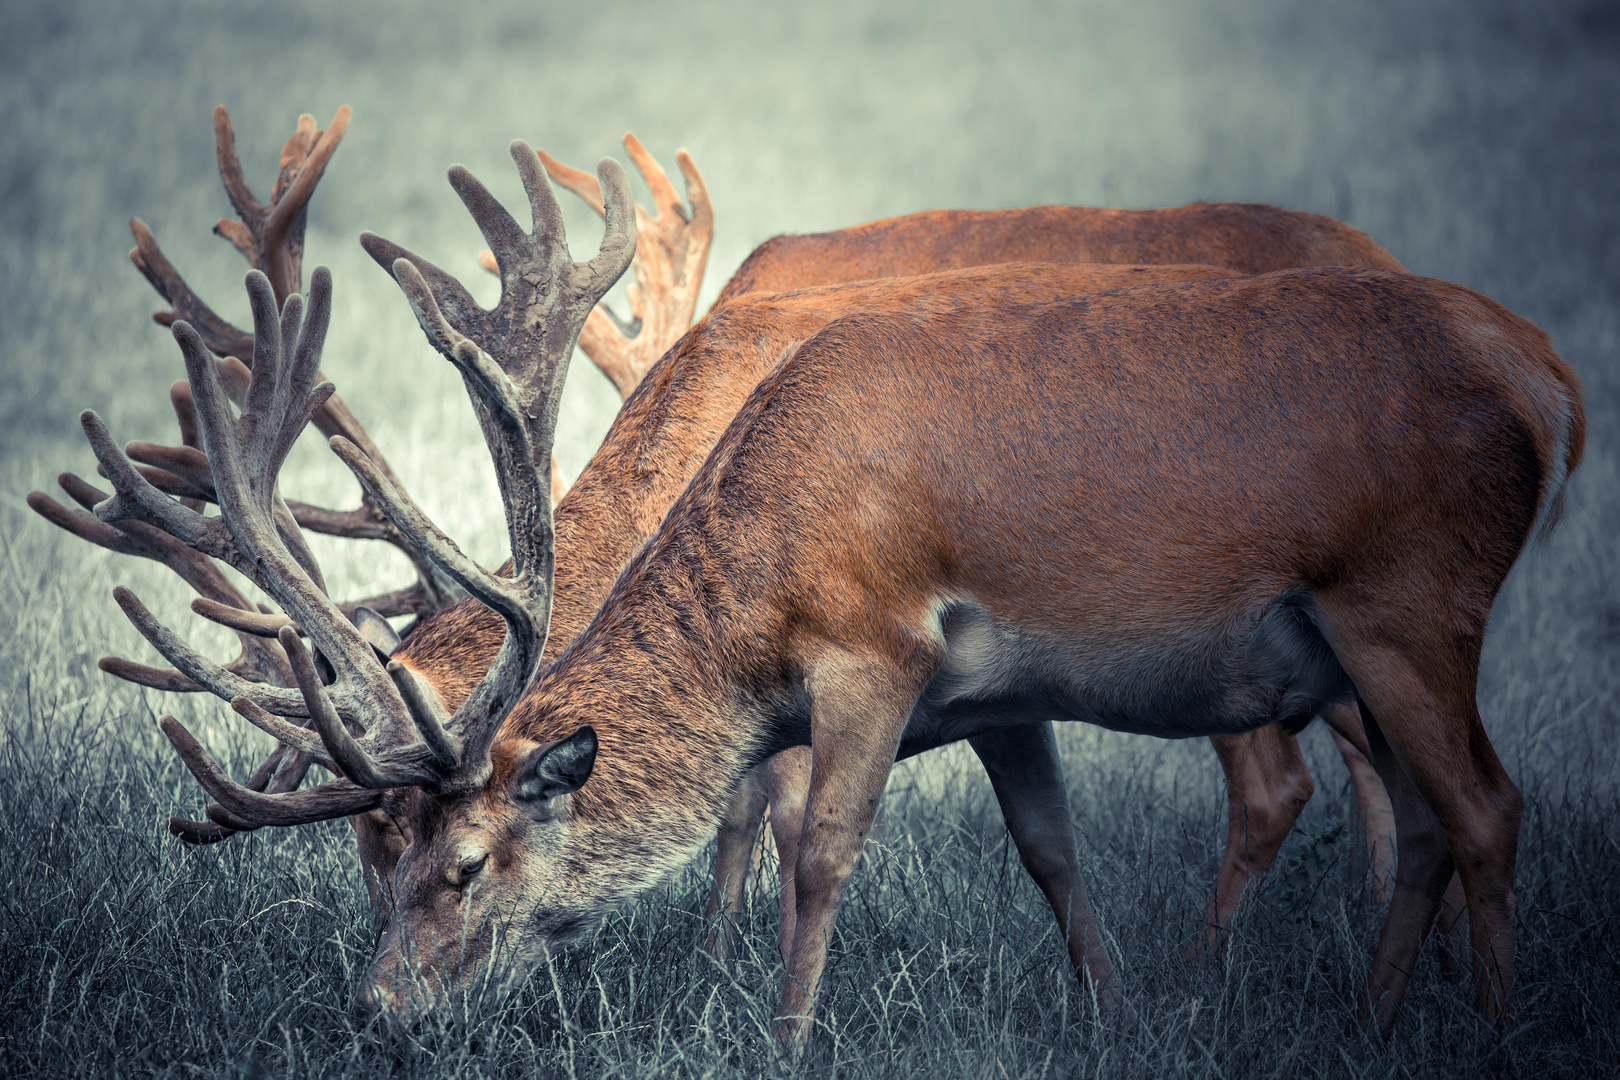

{"left": 2, "top": 0, "right": 1618, "bottom": 1076}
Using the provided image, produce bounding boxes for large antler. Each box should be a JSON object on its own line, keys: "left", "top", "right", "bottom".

{"left": 354, "top": 141, "right": 636, "bottom": 780}
{"left": 30, "top": 347, "right": 342, "bottom": 844}
{"left": 481, "top": 133, "right": 712, "bottom": 400}
{"left": 83, "top": 269, "right": 397, "bottom": 817}
{"left": 127, "top": 105, "right": 454, "bottom": 615}
{"left": 79, "top": 142, "right": 634, "bottom": 830}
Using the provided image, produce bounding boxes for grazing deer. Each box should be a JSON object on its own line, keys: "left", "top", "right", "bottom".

{"left": 71, "top": 143, "right": 1581, "bottom": 1046}
{"left": 517, "top": 162, "right": 1426, "bottom": 957}
{"left": 505, "top": 152, "right": 1419, "bottom": 957}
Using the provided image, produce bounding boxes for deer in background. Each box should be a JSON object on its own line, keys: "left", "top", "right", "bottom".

{"left": 68, "top": 142, "right": 1581, "bottom": 1044}
{"left": 512, "top": 156, "right": 1436, "bottom": 961}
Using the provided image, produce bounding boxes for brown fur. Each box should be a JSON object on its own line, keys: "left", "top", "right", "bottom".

{"left": 450, "top": 268, "right": 1579, "bottom": 1041}
{"left": 363, "top": 263, "right": 1250, "bottom": 1014}
{"left": 716, "top": 203, "right": 1405, "bottom": 305}
{"left": 365, "top": 206, "right": 1417, "bottom": 1021}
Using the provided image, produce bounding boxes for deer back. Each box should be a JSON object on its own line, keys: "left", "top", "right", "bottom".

{"left": 716, "top": 203, "right": 1405, "bottom": 305}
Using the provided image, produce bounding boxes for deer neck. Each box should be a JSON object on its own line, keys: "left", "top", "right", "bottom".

{"left": 517, "top": 530, "right": 791, "bottom": 857}
{"left": 543, "top": 302, "right": 825, "bottom": 660}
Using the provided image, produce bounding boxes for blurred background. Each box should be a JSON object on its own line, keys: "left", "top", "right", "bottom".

{"left": 0, "top": 1, "right": 1615, "bottom": 1072}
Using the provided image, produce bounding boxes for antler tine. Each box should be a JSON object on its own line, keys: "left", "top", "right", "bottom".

{"left": 160, "top": 716, "right": 382, "bottom": 827}
{"left": 129, "top": 218, "right": 256, "bottom": 366}
{"left": 211, "top": 104, "right": 352, "bottom": 302}
{"left": 27, "top": 475, "right": 293, "bottom": 690}
{"left": 168, "top": 740, "right": 308, "bottom": 844}
{"left": 278, "top": 625, "right": 437, "bottom": 788}
{"left": 109, "top": 585, "right": 311, "bottom": 715}
{"left": 506, "top": 135, "right": 713, "bottom": 399}
{"left": 356, "top": 145, "right": 635, "bottom": 782}
{"left": 536, "top": 148, "right": 606, "bottom": 215}
{"left": 387, "top": 661, "right": 459, "bottom": 769}
{"left": 231, "top": 697, "right": 334, "bottom": 768}
{"left": 167, "top": 381, "right": 205, "bottom": 512}
{"left": 211, "top": 105, "right": 262, "bottom": 236}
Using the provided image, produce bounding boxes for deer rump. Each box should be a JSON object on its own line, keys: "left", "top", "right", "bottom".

{"left": 662, "top": 267, "right": 1567, "bottom": 757}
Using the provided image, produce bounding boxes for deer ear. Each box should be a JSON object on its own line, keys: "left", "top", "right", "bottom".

{"left": 351, "top": 605, "right": 403, "bottom": 660}
{"left": 515, "top": 726, "right": 598, "bottom": 804}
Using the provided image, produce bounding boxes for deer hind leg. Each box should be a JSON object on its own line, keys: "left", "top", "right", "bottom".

{"left": 774, "top": 652, "right": 917, "bottom": 1052}
{"left": 1325, "top": 622, "right": 1521, "bottom": 1031}
{"left": 969, "top": 723, "right": 1124, "bottom": 1014}
{"left": 704, "top": 762, "right": 769, "bottom": 968}
{"left": 1322, "top": 701, "right": 1468, "bottom": 975}
{"left": 1325, "top": 706, "right": 1398, "bottom": 902}
{"left": 1191, "top": 724, "right": 1315, "bottom": 961}
{"left": 766, "top": 746, "right": 813, "bottom": 964}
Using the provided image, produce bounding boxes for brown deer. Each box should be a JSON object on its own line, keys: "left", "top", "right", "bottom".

{"left": 514, "top": 158, "right": 1424, "bottom": 958}
{"left": 356, "top": 260, "right": 1574, "bottom": 1046}
{"left": 73, "top": 145, "right": 1581, "bottom": 1045}
{"left": 501, "top": 151, "right": 1418, "bottom": 958}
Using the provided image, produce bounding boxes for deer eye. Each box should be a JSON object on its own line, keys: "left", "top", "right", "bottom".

{"left": 458, "top": 854, "right": 488, "bottom": 885}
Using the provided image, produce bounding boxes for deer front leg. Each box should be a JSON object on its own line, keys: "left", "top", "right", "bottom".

{"left": 703, "top": 762, "right": 769, "bottom": 968}
{"left": 1190, "top": 724, "right": 1314, "bottom": 959}
{"left": 968, "top": 724, "right": 1123, "bottom": 1014}
{"left": 774, "top": 653, "right": 915, "bottom": 1052}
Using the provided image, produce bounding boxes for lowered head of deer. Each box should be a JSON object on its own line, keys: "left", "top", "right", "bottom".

{"left": 354, "top": 265, "right": 1583, "bottom": 1040}
{"left": 349, "top": 722, "right": 607, "bottom": 1019}
{"left": 73, "top": 141, "right": 646, "bottom": 1023}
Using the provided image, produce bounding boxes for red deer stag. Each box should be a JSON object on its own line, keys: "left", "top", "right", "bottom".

{"left": 509, "top": 152, "right": 1419, "bottom": 958}
{"left": 71, "top": 143, "right": 1581, "bottom": 1043}
{"left": 351, "top": 261, "right": 1573, "bottom": 1045}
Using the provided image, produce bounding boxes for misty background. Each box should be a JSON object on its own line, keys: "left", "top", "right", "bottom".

{"left": 1, "top": 0, "right": 1615, "bottom": 860}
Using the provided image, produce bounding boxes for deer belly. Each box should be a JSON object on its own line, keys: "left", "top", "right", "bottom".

{"left": 900, "top": 592, "right": 1355, "bottom": 751}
